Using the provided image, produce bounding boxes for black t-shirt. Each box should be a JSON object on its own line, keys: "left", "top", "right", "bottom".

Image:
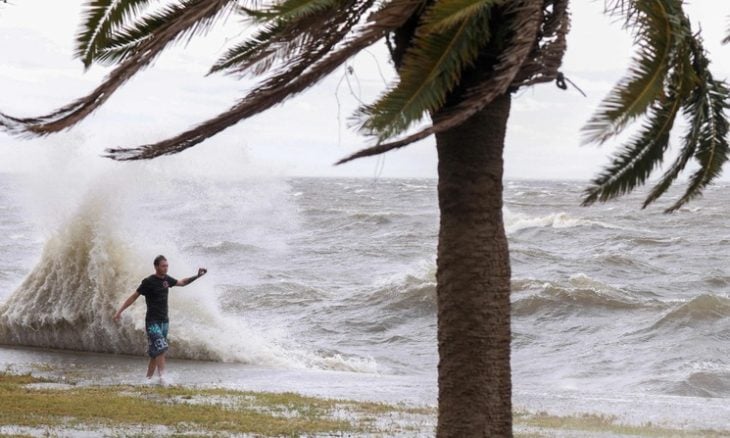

{"left": 136, "top": 274, "right": 178, "bottom": 323}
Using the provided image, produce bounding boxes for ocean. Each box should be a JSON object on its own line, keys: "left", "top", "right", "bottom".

{"left": 2, "top": 170, "right": 730, "bottom": 429}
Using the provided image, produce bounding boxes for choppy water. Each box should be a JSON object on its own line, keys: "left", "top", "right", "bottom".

{"left": 2, "top": 171, "right": 730, "bottom": 416}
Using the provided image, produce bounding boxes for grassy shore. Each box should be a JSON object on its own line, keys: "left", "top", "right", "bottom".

{"left": 0, "top": 371, "right": 434, "bottom": 436}
{"left": 1, "top": 371, "right": 727, "bottom": 437}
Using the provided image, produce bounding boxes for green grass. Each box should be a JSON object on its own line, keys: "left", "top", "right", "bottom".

{"left": 5, "top": 370, "right": 727, "bottom": 437}
{"left": 0, "top": 372, "right": 435, "bottom": 436}
{"left": 514, "top": 410, "right": 728, "bottom": 437}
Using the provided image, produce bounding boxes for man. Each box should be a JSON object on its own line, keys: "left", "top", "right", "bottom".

{"left": 113, "top": 255, "right": 207, "bottom": 383}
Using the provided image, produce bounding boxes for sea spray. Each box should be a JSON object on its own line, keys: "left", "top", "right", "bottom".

{"left": 0, "top": 188, "right": 312, "bottom": 366}
{"left": 0, "top": 191, "right": 147, "bottom": 354}
{"left": 0, "top": 175, "right": 379, "bottom": 373}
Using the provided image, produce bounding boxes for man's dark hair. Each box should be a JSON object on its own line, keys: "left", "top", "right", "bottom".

{"left": 154, "top": 255, "right": 167, "bottom": 267}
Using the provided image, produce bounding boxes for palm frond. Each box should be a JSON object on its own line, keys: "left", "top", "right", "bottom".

{"left": 211, "top": 0, "right": 369, "bottom": 77}
{"left": 337, "top": 0, "right": 542, "bottom": 164}
{"left": 582, "top": 92, "right": 683, "bottom": 206}
{"left": 356, "top": 2, "right": 495, "bottom": 141}
{"left": 209, "top": 21, "right": 286, "bottom": 74}
{"left": 641, "top": 83, "right": 703, "bottom": 208}
{"left": 665, "top": 76, "right": 730, "bottom": 212}
{"left": 0, "top": 0, "right": 237, "bottom": 136}
{"left": 96, "top": 0, "right": 241, "bottom": 66}
{"left": 513, "top": 0, "right": 570, "bottom": 87}
{"left": 422, "top": 0, "right": 503, "bottom": 32}
{"left": 582, "top": 8, "right": 730, "bottom": 212}
{"left": 255, "top": 0, "right": 339, "bottom": 21}
{"left": 243, "top": 1, "right": 375, "bottom": 93}
{"left": 210, "top": 2, "right": 348, "bottom": 77}
{"left": 724, "top": 18, "right": 729, "bottom": 44}
{"left": 91, "top": 5, "right": 171, "bottom": 66}
{"left": 583, "top": 44, "right": 693, "bottom": 206}
{"left": 94, "top": 39, "right": 147, "bottom": 66}
{"left": 75, "top": 0, "right": 152, "bottom": 68}
{"left": 604, "top": 0, "right": 639, "bottom": 23}
{"left": 582, "top": 0, "right": 680, "bottom": 145}
{"left": 104, "top": 0, "right": 424, "bottom": 160}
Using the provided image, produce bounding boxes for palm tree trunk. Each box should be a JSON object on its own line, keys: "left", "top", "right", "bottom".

{"left": 435, "top": 92, "right": 512, "bottom": 437}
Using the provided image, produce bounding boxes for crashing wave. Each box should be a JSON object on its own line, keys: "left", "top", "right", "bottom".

{"left": 0, "top": 193, "right": 376, "bottom": 373}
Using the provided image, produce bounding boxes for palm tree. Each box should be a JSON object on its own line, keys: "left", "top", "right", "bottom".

{"left": 1, "top": 0, "right": 728, "bottom": 436}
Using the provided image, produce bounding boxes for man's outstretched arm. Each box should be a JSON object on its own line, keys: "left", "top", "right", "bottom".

{"left": 176, "top": 268, "right": 208, "bottom": 287}
{"left": 114, "top": 291, "right": 140, "bottom": 322}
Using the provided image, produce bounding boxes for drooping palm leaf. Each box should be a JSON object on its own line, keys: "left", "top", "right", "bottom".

{"left": 76, "top": 0, "right": 152, "bottom": 68}
{"left": 104, "top": 0, "right": 424, "bottom": 160}
{"left": 422, "top": 0, "right": 504, "bottom": 32}
{"left": 92, "top": 3, "right": 181, "bottom": 66}
{"left": 641, "top": 80, "right": 703, "bottom": 208}
{"left": 582, "top": 0, "right": 679, "bottom": 145}
{"left": 0, "top": 0, "right": 238, "bottom": 136}
{"left": 665, "top": 76, "right": 730, "bottom": 212}
{"left": 583, "top": 4, "right": 730, "bottom": 211}
{"left": 210, "top": 0, "right": 354, "bottom": 77}
{"left": 209, "top": 20, "right": 287, "bottom": 74}
{"left": 240, "top": 1, "right": 374, "bottom": 95}
{"left": 582, "top": 43, "right": 694, "bottom": 206}
{"left": 356, "top": 1, "right": 496, "bottom": 141}
{"left": 582, "top": 86, "right": 684, "bottom": 205}
{"left": 513, "top": 0, "right": 570, "bottom": 87}
{"left": 251, "top": 0, "right": 339, "bottom": 21}
{"left": 338, "top": 0, "right": 542, "bottom": 164}
{"left": 92, "top": 0, "right": 241, "bottom": 67}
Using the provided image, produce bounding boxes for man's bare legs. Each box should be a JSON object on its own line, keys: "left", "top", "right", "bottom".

{"left": 146, "top": 357, "right": 157, "bottom": 379}
{"left": 156, "top": 353, "right": 166, "bottom": 378}
{"left": 146, "top": 353, "right": 166, "bottom": 381}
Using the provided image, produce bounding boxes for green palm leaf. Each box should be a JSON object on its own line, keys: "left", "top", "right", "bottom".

{"left": 89, "top": 0, "right": 238, "bottom": 67}
{"left": 94, "top": 39, "right": 147, "bottom": 66}
{"left": 0, "top": 0, "right": 237, "bottom": 136}
{"left": 641, "top": 85, "right": 703, "bottom": 208}
{"left": 422, "top": 0, "right": 503, "bottom": 32}
{"left": 338, "top": 0, "right": 542, "bottom": 164}
{"left": 76, "top": 0, "right": 152, "bottom": 68}
{"left": 582, "top": 0, "right": 679, "bottom": 145}
{"left": 582, "top": 83, "right": 684, "bottom": 206}
{"left": 583, "top": 41, "right": 694, "bottom": 206}
{"left": 357, "top": 3, "right": 494, "bottom": 141}
{"left": 666, "top": 77, "right": 730, "bottom": 212}
{"left": 583, "top": 17, "right": 730, "bottom": 213}
{"left": 252, "top": 0, "right": 339, "bottom": 21}
{"left": 209, "top": 21, "right": 286, "bottom": 74}
{"left": 211, "top": 0, "right": 358, "bottom": 76}
{"left": 94, "top": 0, "right": 236, "bottom": 66}
{"left": 104, "top": 0, "right": 423, "bottom": 160}
{"left": 92, "top": 10, "right": 166, "bottom": 66}
{"left": 335, "top": 0, "right": 544, "bottom": 165}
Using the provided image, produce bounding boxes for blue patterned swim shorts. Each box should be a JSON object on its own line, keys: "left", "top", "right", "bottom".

{"left": 146, "top": 321, "right": 169, "bottom": 358}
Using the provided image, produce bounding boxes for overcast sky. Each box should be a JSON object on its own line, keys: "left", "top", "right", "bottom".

{"left": 0, "top": 1, "right": 728, "bottom": 180}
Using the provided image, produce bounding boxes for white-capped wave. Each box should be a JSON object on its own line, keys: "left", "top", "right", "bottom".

{"left": 512, "top": 273, "right": 661, "bottom": 317}
{"left": 504, "top": 208, "right": 620, "bottom": 234}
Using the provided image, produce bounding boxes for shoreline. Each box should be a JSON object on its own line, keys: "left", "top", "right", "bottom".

{"left": 3, "top": 370, "right": 729, "bottom": 437}
{"left": 4, "top": 346, "right": 730, "bottom": 436}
